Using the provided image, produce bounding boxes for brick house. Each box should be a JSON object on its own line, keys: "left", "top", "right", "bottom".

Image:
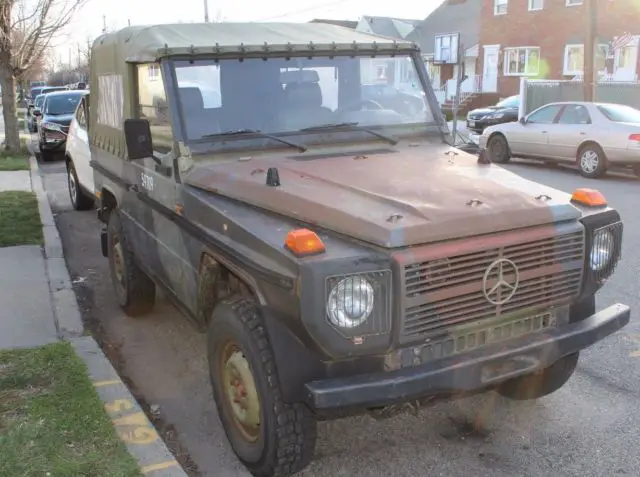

{"left": 479, "top": 0, "right": 640, "bottom": 97}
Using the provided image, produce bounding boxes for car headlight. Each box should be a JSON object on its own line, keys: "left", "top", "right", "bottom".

{"left": 590, "top": 229, "right": 614, "bottom": 271}
{"left": 42, "top": 121, "right": 62, "bottom": 131}
{"left": 326, "top": 276, "right": 375, "bottom": 329}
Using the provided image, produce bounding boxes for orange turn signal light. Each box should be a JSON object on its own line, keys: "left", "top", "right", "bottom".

{"left": 285, "top": 228, "right": 325, "bottom": 256}
{"left": 571, "top": 188, "right": 607, "bottom": 207}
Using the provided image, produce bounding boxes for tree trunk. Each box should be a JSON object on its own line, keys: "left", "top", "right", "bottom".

{"left": 0, "top": 53, "right": 20, "bottom": 153}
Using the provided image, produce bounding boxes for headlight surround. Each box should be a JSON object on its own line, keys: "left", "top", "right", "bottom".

{"left": 589, "top": 229, "right": 614, "bottom": 271}
{"left": 326, "top": 275, "right": 375, "bottom": 329}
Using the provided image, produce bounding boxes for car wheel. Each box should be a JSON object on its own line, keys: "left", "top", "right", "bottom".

{"left": 487, "top": 133, "right": 511, "bottom": 163}
{"left": 208, "top": 297, "right": 317, "bottom": 477}
{"left": 497, "top": 352, "right": 579, "bottom": 401}
{"left": 107, "top": 208, "right": 156, "bottom": 316}
{"left": 578, "top": 143, "right": 607, "bottom": 178}
{"left": 67, "top": 159, "right": 94, "bottom": 211}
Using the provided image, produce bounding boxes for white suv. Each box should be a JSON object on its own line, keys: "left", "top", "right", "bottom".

{"left": 64, "top": 91, "right": 95, "bottom": 210}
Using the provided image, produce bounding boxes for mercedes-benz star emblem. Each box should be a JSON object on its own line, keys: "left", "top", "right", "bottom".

{"left": 482, "top": 258, "right": 520, "bottom": 305}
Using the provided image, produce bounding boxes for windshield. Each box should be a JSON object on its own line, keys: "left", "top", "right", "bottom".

{"left": 170, "top": 54, "right": 433, "bottom": 147}
{"left": 44, "top": 94, "right": 82, "bottom": 115}
{"left": 496, "top": 95, "right": 519, "bottom": 108}
{"left": 597, "top": 103, "right": 640, "bottom": 123}
{"left": 35, "top": 95, "right": 45, "bottom": 108}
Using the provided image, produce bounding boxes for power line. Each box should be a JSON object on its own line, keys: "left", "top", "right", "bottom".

{"left": 256, "top": 0, "right": 353, "bottom": 21}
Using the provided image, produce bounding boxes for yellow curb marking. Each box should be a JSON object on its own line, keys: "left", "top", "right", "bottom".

{"left": 141, "top": 461, "right": 180, "bottom": 474}
{"left": 104, "top": 400, "right": 160, "bottom": 445}
{"left": 94, "top": 379, "right": 122, "bottom": 387}
{"left": 625, "top": 334, "right": 640, "bottom": 358}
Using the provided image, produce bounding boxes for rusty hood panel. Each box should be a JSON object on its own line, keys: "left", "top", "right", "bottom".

{"left": 184, "top": 145, "right": 582, "bottom": 248}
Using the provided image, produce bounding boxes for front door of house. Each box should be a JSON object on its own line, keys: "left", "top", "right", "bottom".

{"left": 483, "top": 45, "right": 499, "bottom": 93}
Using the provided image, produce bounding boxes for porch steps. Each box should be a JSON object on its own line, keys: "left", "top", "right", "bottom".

{"left": 441, "top": 93, "right": 500, "bottom": 116}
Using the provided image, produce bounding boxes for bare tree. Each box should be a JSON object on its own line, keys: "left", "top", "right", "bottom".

{"left": 0, "top": 0, "right": 88, "bottom": 152}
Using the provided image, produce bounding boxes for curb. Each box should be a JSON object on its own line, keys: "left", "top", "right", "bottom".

{"left": 29, "top": 155, "right": 84, "bottom": 338}
{"left": 29, "top": 155, "right": 187, "bottom": 477}
{"left": 71, "top": 336, "right": 188, "bottom": 477}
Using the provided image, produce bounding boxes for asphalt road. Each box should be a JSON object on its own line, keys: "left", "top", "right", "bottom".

{"left": 37, "top": 151, "right": 639, "bottom": 477}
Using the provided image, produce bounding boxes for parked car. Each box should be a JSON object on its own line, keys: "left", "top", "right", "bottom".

{"left": 37, "top": 90, "right": 85, "bottom": 161}
{"left": 89, "top": 22, "right": 630, "bottom": 477}
{"left": 479, "top": 101, "right": 640, "bottom": 178}
{"left": 27, "top": 93, "right": 51, "bottom": 133}
{"left": 64, "top": 91, "right": 94, "bottom": 210}
{"left": 466, "top": 95, "right": 520, "bottom": 133}
{"left": 27, "top": 85, "right": 68, "bottom": 123}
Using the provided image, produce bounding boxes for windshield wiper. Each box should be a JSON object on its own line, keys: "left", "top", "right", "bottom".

{"left": 202, "top": 129, "right": 307, "bottom": 152}
{"left": 299, "top": 122, "right": 399, "bottom": 146}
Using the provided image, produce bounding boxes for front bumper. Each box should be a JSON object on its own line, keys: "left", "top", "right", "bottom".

{"left": 304, "top": 303, "right": 629, "bottom": 410}
{"left": 39, "top": 138, "right": 67, "bottom": 152}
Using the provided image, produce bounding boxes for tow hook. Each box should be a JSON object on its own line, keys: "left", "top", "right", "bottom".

{"left": 100, "top": 227, "right": 108, "bottom": 257}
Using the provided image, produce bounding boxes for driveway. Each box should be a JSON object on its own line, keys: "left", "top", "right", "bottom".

{"left": 37, "top": 154, "right": 640, "bottom": 477}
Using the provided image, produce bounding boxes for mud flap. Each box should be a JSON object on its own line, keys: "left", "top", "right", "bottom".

{"left": 100, "top": 227, "right": 108, "bottom": 257}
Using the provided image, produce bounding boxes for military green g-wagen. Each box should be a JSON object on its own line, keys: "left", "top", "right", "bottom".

{"left": 89, "top": 22, "right": 630, "bottom": 476}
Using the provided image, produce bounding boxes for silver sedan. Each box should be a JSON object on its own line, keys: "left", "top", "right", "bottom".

{"left": 478, "top": 101, "right": 640, "bottom": 178}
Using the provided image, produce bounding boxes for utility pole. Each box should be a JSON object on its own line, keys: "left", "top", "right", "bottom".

{"left": 102, "top": 15, "right": 107, "bottom": 34}
{"left": 451, "top": 39, "right": 464, "bottom": 144}
{"left": 68, "top": 47, "right": 72, "bottom": 69}
{"left": 77, "top": 44, "right": 81, "bottom": 69}
{"left": 584, "top": 0, "right": 597, "bottom": 101}
{"left": 204, "top": 0, "right": 210, "bottom": 22}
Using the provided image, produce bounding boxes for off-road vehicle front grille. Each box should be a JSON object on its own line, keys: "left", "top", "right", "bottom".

{"left": 399, "top": 230, "right": 585, "bottom": 343}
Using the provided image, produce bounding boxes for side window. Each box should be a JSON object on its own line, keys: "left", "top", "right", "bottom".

{"left": 557, "top": 104, "right": 591, "bottom": 124}
{"left": 137, "top": 63, "right": 172, "bottom": 154}
{"left": 75, "top": 98, "right": 87, "bottom": 129}
{"left": 527, "top": 105, "right": 562, "bottom": 124}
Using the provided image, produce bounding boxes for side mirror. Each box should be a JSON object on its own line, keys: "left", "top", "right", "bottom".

{"left": 124, "top": 118, "right": 154, "bottom": 160}
{"left": 519, "top": 116, "right": 526, "bottom": 125}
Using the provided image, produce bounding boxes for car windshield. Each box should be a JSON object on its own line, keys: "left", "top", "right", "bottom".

{"left": 597, "top": 103, "right": 640, "bottom": 123}
{"left": 44, "top": 94, "right": 82, "bottom": 115}
{"left": 496, "top": 95, "right": 519, "bottom": 108}
{"left": 166, "top": 54, "right": 433, "bottom": 149}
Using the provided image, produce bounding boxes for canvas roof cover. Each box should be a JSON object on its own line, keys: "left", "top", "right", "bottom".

{"left": 92, "top": 22, "right": 419, "bottom": 63}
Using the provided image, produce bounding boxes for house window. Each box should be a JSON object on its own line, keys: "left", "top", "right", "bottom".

{"left": 148, "top": 64, "right": 160, "bottom": 82}
{"left": 563, "top": 44, "right": 610, "bottom": 76}
{"left": 566, "top": 0, "right": 582, "bottom": 5}
{"left": 504, "top": 47, "right": 540, "bottom": 75}
{"left": 528, "top": 0, "right": 543, "bottom": 10}
{"left": 434, "top": 33, "right": 458, "bottom": 63}
{"left": 494, "top": 0, "right": 508, "bottom": 15}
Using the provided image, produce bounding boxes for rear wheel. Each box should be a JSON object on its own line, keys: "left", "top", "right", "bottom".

{"left": 107, "top": 208, "right": 156, "bottom": 316}
{"left": 497, "top": 352, "right": 579, "bottom": 400}
{"left": 487, "top": 134, "right": 511, "bottom": 163}
{"left": 208, "top": 297, "right": 317, "bottom": 477}
{"left": 67, "top": 160, "right": 94, "bottom": 211}
{"left": 578, "top": 144, "right": 607, "bottom": 178}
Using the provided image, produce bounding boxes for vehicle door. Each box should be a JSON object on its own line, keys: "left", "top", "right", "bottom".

{"left": 128, "top": 62, "right": 195, "bottom": 309}
{"left": 509, "top": 104, "right": 563, "bottom": 157}
{"left": 545, "top": 104, "right": 594, "bottom": 162}
{"left": 71, "top": 96, "right": 95, "bottom": 194}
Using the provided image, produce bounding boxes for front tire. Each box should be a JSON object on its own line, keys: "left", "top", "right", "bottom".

{"left": 67, "top": 159, "right": 94, "bottom": 211}
{"left": 497, "top": 352, "right": 579, "bottom": 401}
{"left": 578, "top": 144, "right": 607, "bottom": 178}
{"left": 486, "top": 133, "right": 511, "bottom": 163}
{"left": 208, "top": 297, "right": 317, "bottom": 477}
{"left": 107, "top": 208, "right": 156, "bottom": 316}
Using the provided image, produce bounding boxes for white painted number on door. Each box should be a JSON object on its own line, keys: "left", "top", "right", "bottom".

{"left": 141, "top": 172, "right": 154, "bottom": 191}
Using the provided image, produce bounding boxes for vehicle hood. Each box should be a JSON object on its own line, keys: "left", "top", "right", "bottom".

{"left": 184, "top": 144, "right": 582, "bottom": 248}
{"left": 41, "top": 113, "right": 73, "bottom": 127}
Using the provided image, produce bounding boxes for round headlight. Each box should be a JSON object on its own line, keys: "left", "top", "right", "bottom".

{"left": 590, "top": 229, "right": 613, "bottom": 271}
{"left": 326, "top": 276, "right": 375, "bottom": 329}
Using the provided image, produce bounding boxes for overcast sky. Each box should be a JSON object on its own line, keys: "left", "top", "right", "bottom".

{"left": 53, "top": 0, "right": 441, "bottom": 63}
